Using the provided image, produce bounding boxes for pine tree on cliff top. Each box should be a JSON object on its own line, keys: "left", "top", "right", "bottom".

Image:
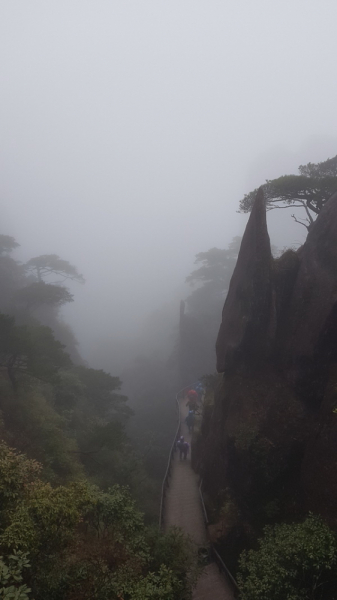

{"left": 239, "top": 155, "right": 337, "bottom": 231}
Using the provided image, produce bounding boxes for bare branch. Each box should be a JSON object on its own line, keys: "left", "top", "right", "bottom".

{"left": 291, "top": 214, "right": 310, "bottom": 230}
{"left": 301, "top": 201, "right": 315, "bottom": 223}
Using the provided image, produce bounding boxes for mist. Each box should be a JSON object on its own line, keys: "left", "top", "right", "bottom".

{"left": 1, "top": 1, "right": 337, "bottom": 369}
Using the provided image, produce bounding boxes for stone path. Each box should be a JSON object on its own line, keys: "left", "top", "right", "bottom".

{"left": 164, "top": 398, "right": 234, "bottom": 600}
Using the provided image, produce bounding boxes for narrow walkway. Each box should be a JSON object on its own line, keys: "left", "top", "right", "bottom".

{"left": 164, "top": 398, "right": 234, "bottom": 600}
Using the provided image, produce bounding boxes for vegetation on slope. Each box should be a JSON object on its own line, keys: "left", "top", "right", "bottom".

{"left": 0, "top": 442, "right": 197, "bottom": 600}
{"left": 0, "top": 232, "right": 197, "bottom": 598}
{"left": 237, "top": 515, "right": 337, "bottom": 600}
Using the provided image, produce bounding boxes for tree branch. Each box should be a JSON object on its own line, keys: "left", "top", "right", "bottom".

{"left": 267, "top": 204, "right": 305, "bottom": 210}
{"left": 291, "top": 214, "right": 310, "bottom": 230}
{"left": 301, "top": 200, "right": 315, "bottom": 223}
{"left": 306, "top": 199, "right": 320, "bottom": 215}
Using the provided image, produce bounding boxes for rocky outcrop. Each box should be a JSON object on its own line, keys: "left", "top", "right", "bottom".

{"left": 216, "top": 188, "right": 274, "bottom": 372}
{"left": 199, "top": 190, "right": 337, "bottom": 567}
{"left": 279, "top": 192, "right": 337, "bottom": 363}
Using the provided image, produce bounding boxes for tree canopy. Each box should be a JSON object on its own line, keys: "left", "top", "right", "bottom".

{"left": 238, "top": 515, "right": 337, "bottom": 600}
{"left": 179, "top": 237, "right": 241, "bottom": 381}
{"left": 73, "top": 365, "right": 129, "bottom": 418}
{"left": 0, "top": 229, "right": 201, "bottom": 598}
{"left": 239, "top": 155, "right": 337, "bottom": 230}
{"left": 0, "top": 234, "right": 20, "bottom": 255}
{"left": 186, "top": 236, "right": 241, "bottom": 317}
{"left": 14, "top": 282, "right": 74, "bottom": 311}
{"left": 0, "top": 313, "right": 71, "bottom": 386}
{"left": 0, "top": 441, "right": 197, "bottom": 600}
{"left": 25, "top": 254, "right": 85, "bottom": 284}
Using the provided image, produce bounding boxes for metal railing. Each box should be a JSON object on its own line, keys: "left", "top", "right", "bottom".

{"left": 198, "top": 479, "right": 240, "bottom": 596}
{"left": 159, "top": 381, "right": 240, "bottom": 595}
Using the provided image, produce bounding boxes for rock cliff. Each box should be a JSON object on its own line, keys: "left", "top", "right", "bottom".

{"left": 199, "top": 189, "right": 337, "bottom": 568}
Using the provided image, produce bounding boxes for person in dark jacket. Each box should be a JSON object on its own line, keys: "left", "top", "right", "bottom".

{"left": 176, "top": 435, "right": 184, "bottom": 459}
{"left": 182, "top": 441, "right": 190, "bottom": 460}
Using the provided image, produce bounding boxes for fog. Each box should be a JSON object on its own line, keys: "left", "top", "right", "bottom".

{"left": 1, "top": 1, "right": 337, "bottom": 368}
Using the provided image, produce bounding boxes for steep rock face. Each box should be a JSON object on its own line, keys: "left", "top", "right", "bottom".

{"left": 200, "top": 190, "right": 337, "bottom": 562}
{"left": 202, "top": 368, "right": 305, "bottom": 501}
{"left": 278, "top": 191, "right": 337, "bottom": 364}
{"left": 300, "top": 366, "right": 337, "bottom": 517}
{"left": 216, "top": 188, "right": 274, "bottom": 372}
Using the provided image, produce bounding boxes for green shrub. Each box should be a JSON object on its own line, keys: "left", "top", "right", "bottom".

{"left": 237, "top": 514, "right": 337, "bottom": 600}
{"left": 0, "top": 551, "right": 32, "bottom": 600}
{"left": 0, "top": 442, "right": 197, "bottom": 600}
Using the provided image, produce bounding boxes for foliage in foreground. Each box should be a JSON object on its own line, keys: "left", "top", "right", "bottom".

{"left": 237, "top": 514, "right": 337, "bottom": 600}
{"left": 0, "top": 441, "right": 197, "bottom": 600}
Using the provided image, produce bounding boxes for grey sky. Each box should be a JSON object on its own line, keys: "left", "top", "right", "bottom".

{"left": 1, "top": 1, "right": 337, "bottom": 364}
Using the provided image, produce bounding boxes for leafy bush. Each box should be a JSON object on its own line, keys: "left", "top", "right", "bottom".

{"left": 0, "top": 442, "right": 197, "bottom": 600}
{"left": 237, "top": 514, "right": 337, "bottom": 600}
{"left": 0, "top": 551, "right": 32, "bottom": 600}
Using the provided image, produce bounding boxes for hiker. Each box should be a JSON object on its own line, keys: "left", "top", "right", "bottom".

{"left": 176, "top": 435, "right": 184, "bottom": 459}
{"left": 185, "top": 410, "right": 195, "bottom": 434}
{"left": 195, "top": 381, "right": 204, "bottom": 399}
{"left": 182, "top": 441, "right": 190, "bottom": 460}
{"left": 186, "top": 389, "right": 198, "bottom": 412}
